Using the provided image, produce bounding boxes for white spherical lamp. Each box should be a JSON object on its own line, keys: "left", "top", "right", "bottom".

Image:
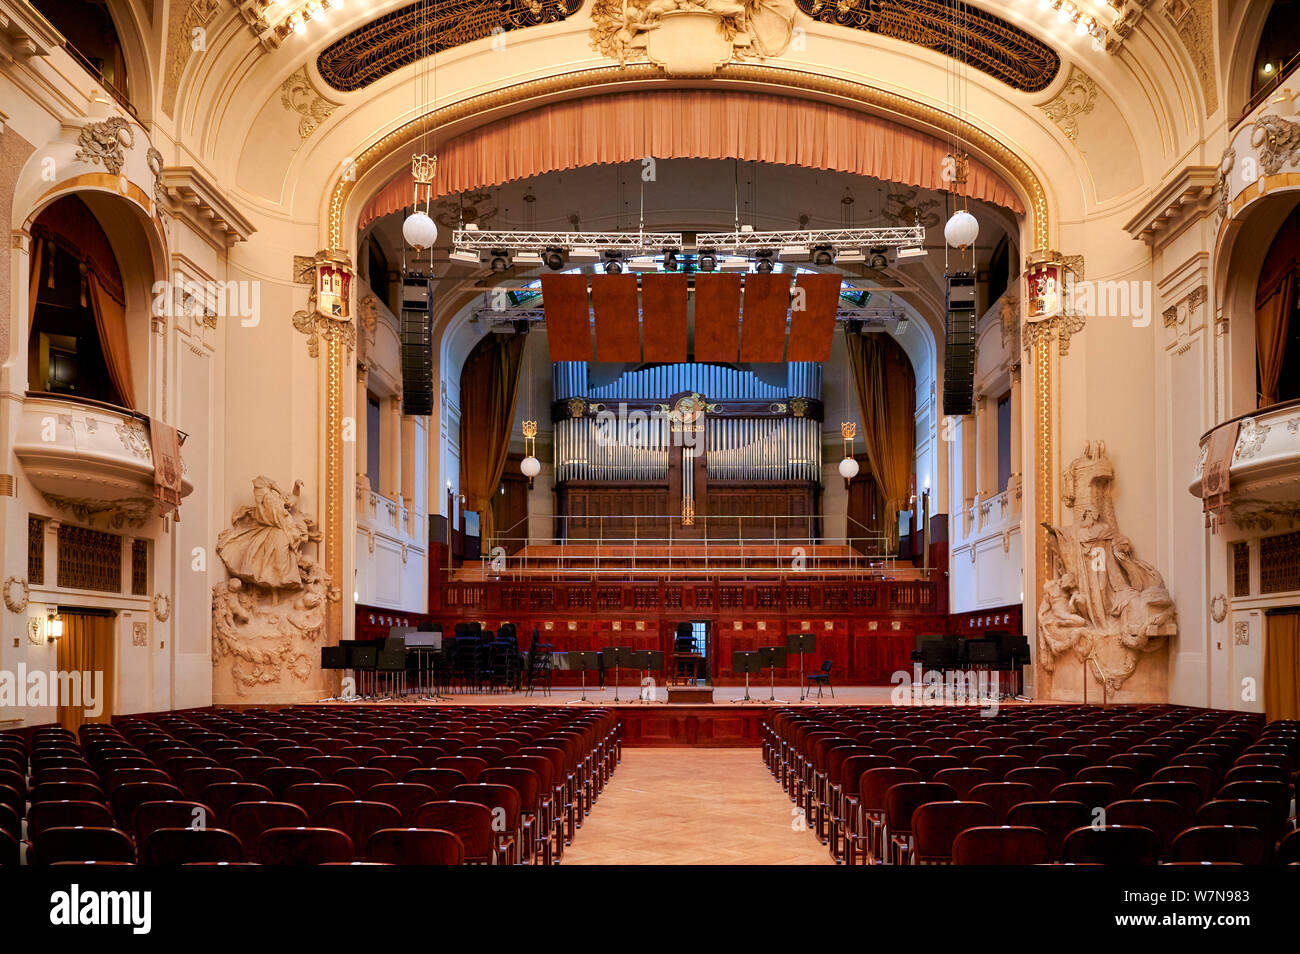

{"left": 944, "top": 209, "right": 979, "bottom": 249}
{"left": 402, "top": 210, "right": 438, "bottom": 251}
{"left": 520, "top": 455, "right": 541, "bottom": 479}
{"left": 838, "top": 457, "right": 860, "bottom": 481}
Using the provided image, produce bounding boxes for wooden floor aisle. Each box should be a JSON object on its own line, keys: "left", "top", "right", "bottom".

{"left": 562, "top": 749, "right": 833, "bottom": 865}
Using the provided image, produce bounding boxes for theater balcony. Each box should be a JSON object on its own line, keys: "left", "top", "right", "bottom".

{"left": 1190, "top": 400, "right": 1300, "bottom": 530}
{"left": 12, "top": 393, "right": 192, "bottom": 528}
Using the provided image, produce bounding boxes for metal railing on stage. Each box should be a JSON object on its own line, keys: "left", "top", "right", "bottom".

{"left": 460, "top": 513, "right": 928, "bottom": 580}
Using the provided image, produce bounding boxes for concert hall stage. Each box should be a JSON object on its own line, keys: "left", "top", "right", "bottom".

{"left": 307, "top": 685, "right": 1032, "bottom": 747}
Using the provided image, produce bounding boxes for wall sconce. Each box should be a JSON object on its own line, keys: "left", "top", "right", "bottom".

{"left": 46, "top": 612, "right": 63, "bottom": 641}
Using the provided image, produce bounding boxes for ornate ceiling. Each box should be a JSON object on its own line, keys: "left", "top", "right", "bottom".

{"left": 794, "top": 0, "right": 1060, "bottom": 93}
{"left": 318, "top": 0, "right": 1060, "bottom": 94}
{"left": 317, "top": 0, "right": 584, "bottom": 92}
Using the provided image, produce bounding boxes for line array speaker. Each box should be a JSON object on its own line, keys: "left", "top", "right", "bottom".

{"left": 943, "top": 271, "right": 977, "bottom": 417}
{"left": 400, "top": 275, "right": 434, "bottom": 416}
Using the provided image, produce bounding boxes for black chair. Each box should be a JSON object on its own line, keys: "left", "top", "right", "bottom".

{"left": 526, "top": 629, "right": 554, "bottom": 697}
{"left": 807, "top": 660, "right": 834, "bottom": 698}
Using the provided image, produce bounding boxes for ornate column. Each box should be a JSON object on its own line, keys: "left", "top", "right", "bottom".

{"left": 291, "top": 252, "right": 357, "bottom": 650}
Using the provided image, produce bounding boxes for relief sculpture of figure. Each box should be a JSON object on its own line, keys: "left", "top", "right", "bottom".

{"left": 1039, "top": 443, "right": 1177, "bottom": 694}
{"left": 216, "top": 477, "right": 320, "bottom": 588}
{"left": 212, "top": 476, "right": 336, "bottom": 697}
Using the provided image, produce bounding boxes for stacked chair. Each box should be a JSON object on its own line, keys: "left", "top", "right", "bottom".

{"left": 0, "top": 705, "right": 619, "bottom": 865}
{"left": 765, "top": 705, "right": 1299, "bottom": 865}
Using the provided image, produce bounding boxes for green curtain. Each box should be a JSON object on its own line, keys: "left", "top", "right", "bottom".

{"left": 458, "top": 334, "right": 526, "bottom": 548}
{"left": 846, "top": 332, "right": 916, "bottom": 553}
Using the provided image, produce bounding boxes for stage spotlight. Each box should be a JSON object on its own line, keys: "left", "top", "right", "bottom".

{"left": 663, "top": 249, "right": 679, "bottom": 271}
{"left": 489, "top": 251, "right": 510, "bottom": 272}
{"left": 513, "top": 318, "right": 530, "bottom": 335}
{"left": 698, "top": 250, "right": 717, "bottom": 271}
{"left": 603, "top": 252, "right": 624, "bottom": 274}
{"left": 869, "top": 247, "right": 889, "bottom": 269}
{"left": 755, "top": 255, "right": 775, "bottom": 273}
{"left": 813, "top": 246, "right": 835, "bottom": 266}
{"left": 847, "top": 318, "right": 864, "bottom": 335}
{"left": 543, "top": 248, "right": 567, "bottom": 270}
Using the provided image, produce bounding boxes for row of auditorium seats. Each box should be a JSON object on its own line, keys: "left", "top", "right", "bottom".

{"left": 764, "top": 704, "right": 1300, "bottom": 865}
{"left": 0, "top": 705, "right": 619, "bottom": 865}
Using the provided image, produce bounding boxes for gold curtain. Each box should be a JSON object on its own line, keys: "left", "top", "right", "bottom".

{"left": 1264, "top": 611, "right": 1300, "bottom": 723}
{"left": 459, "top": 334, "right": 526, "bottom": 548}
{"left": 847, "top": 332, "right": 916, "bottom": 553}
{"left": 87, "top": 272, "right": 136, "bottom": 409}
{"left": 56, "top": 613, "right": 116, "bottom": 734}
{"left": 28, "top": 236, "right": 43, "bottom": 329}
{"left": 1255, "top": 271, "right": 1294, "bottom": 408}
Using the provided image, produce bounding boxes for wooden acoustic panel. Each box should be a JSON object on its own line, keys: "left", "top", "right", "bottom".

{"left": 693, "top": 274, "right": 741, "bottom": 362}
{"left": 738, "top": 273, "right": 789, "bottom": 362}
{"left": 788, "top": 273, "right": 840, "bottom": 361}
{"left": 591, "top": 274, "right": 641, "bottom": 362}
{"left": 541, "top": 274, "right": 592, "bottom": 361}
{"left": 640, "top": 274, "right": 689, "bottom": 361}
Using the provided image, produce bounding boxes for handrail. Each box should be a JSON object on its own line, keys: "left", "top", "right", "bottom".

{"left": 25, "top": 390, "right": 189, "bottom": 444}
{"left": 1196, "top": 395, "right": 1300, "bottom": 444}
{"left": 1233, "top": 51, "right": 1300, "bottom": 130}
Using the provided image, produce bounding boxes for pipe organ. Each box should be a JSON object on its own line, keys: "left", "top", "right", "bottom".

{"left": 551, "top": 362, "right": 825, "bottom": 540}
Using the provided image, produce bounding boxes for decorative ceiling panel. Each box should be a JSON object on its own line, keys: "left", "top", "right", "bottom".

{"left": 795, "top": 0, "right": 1060, "bottom": 93}
{"left": 317, "top": 0, "right": 584, "bottom": 92}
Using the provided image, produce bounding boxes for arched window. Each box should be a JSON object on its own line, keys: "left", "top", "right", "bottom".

{"left": 1255, "top": 205, "right": 1300, "bottom": 408}
{"left": 1249, "top": 0, "right": 1300, "bottom": 101}
{"left": 30, "top": 0, "right": 131, "bottom": 108}
{"left": 28, "top": 196, "right": 135, "bottom": 409}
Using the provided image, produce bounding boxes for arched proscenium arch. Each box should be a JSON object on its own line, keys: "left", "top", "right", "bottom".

{"left": 318, "top": 66, "right": 1058, "bottom": 645}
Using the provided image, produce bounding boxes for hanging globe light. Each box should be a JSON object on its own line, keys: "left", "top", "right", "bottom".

{"left": 944, "top": 209, "right": 979, "bottom": 249}
{"left": 520, "top": 421, "right": 540, "bottom": 486}
{"left": 521, "top": 455, "right": 541, "bottom": 479}
{"left": 838, "top": 456, "right": 860, "bottom": 480}
{"left": 402, "top": 210, "right": 438, "bottom": 252}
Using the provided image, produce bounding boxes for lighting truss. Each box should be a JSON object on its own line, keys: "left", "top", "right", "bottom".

{"left": 695, "top": 226, "right": 926, "bottom": 251}
{"left": 452, "top": 229, "right": 684, "bottom": 252}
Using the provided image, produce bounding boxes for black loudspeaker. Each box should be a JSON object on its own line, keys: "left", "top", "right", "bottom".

{"left": 943, "top": 271, "right": 977, "bottom": 416}
{"left": 401, "top": 275, "right": 434, "bottom": 416}
{"left": 321, "top": 646, "right": 346, "bottom": 670}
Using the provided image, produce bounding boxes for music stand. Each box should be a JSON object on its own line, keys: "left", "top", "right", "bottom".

{"left": 345, "top": 642, "right": 378, "bottom": 700}
{"left": 785, "top": 634, "right": 815, "bottom": 702}
{"left": 604, "top": 646, "right": 634, "bottom": 703}
{"left": 630, "top": 650, "right": 666, "bottom": 704}
{"left": 731, "top": 650, "right": 764, "bottom": 703}
{"left": 757, "top": 646, "right": 788, "bottom": 702}
{"left": 319, "top": 646, "right": 347, "bottom": 701}
{"left": 557, "top": 651, "right": 600, "bottom": 703}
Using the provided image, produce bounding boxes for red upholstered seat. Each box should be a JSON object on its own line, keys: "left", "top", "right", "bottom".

{"left": 953, "top": 826, "right": 1048, "bottom": 865}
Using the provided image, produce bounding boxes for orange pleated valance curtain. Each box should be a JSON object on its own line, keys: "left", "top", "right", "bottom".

{"left": 361, "top": 90, "right": 1025, "bottom": 228}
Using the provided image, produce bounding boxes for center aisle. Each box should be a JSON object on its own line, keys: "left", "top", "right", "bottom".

{"left": 563, "top": 748, "right": 833, "bottom": 865}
